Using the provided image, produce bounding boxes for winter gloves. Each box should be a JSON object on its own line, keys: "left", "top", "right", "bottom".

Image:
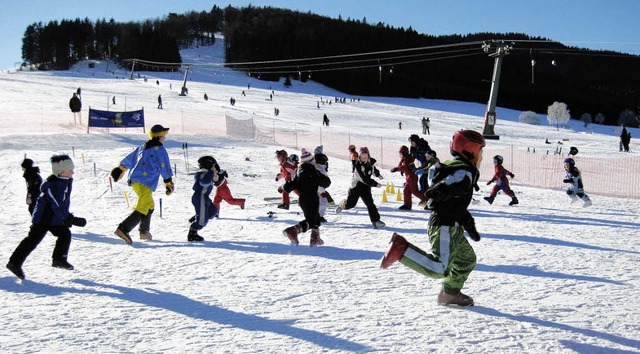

{"left": 164, "top": 178, "right": 175, "bottom": 196}
{"left": 110, "top": 165, "right": 127, "bottom": 182}
{"left": 458, "top": 211, "right": 481, "bottom": 242}
{"left": 65, "top": 214, "right": 87, "bottom": 227}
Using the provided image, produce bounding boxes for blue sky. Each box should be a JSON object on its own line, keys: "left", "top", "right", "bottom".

{"left": 2, "top": 0, "right": 639, "bottom": 69}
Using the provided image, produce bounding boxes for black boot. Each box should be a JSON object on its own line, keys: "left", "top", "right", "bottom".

{"left": 509, "top": 197, "right": 519, "bottom": 206}
{"left": 52, "top": 259, "right": 74, "bottom": 270}
{"left": 6, "top": 261, "right": 25, "bottom": 280}
{"left": 484, "top": 196, "right": 494, "bottom": 204}
{"left": 139, "top": 209, "right": 154, "bottom": 240}
{"left": 188, "top": 228, "right": 204, "bottom": 242}
{"left": 114, "top": 211, "right": 143, "bottom": 245}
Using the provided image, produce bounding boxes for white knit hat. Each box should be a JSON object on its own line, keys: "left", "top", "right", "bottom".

{"left": 51, "top": 154, "right": 75, "bottom": 175}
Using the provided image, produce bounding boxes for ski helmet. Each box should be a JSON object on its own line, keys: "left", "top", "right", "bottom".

{"left": 399, "top": 145, "right": 409, "bottom": 155}
{"left": 563, "top": 157, "right": 575, "bottom": 166}
{"left": 288, "top": 153, "right": 299, "bottom": 164}
{"left": 493, "top": 155, "right": 504, "bottom": 164}
{"left": 197, "top": 156, "right": 216, "bottom": 170}
{"left": 450, "top": 130, "right": 486, "bottom": 164}
{"left": 359, "top": 146, "right": 370, "bottom": 155}
{"left": 426, "top": 150, "right": 437, "bottom": 159}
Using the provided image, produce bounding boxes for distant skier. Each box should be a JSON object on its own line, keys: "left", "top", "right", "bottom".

{"left": 484, "top": 155, "right": 519, "bottom": 206}
{"left": 69, "top": 92, "right": 82, "bottom": 125}
{"left": 381, "top": 130, "right": 486, "bottom": 307}
{"left": 157, "top": 94, "right": 163, "bottom": 109}
{"left": 563, "top": 158, "right": 592, "bottom": 207}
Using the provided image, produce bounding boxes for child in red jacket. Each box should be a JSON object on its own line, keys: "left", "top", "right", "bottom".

{"left": 484, "top": 155, "right": 518, "bottom": 206}
{"left": 391, "top": 145, "right": 427, "bottom": 210}
{"left": 275, "top": 150, "right": 298, "bottom": 209}
{"left": 212, "top": 161, "right": 245, "bottom": 216}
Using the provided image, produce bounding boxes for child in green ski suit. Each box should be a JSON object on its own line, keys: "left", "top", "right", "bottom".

{"left": 381, "top": 130, "right": 486, "bottom": 307}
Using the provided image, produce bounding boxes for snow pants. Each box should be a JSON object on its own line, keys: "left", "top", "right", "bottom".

{"left": 489, "top": 183, "right": 515, "bottom": 199}
{"left": 403, "top": 174, "right": 427, "bottom": 207}
{"left": 10, "top": 222, "right": 72, "bottom": 266}
{"left": 191, "top": 192, "right": 217, "bottom": 231}
{"left": 213, "top": 180, "right": 244, "bottom": 214}
{"left": 399, "top": 224, "right": 476, "bottom": 295}
{"left": 297, "top": 198, "right": 321, "bottom": 232}
{"left": 341, "top": 183, "right": 380, "bottom": 224}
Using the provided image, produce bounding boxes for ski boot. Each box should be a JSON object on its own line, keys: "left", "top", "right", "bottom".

{"left": 310, "top": 228, "right": 324, "bottom": 247}
{"left": 437, "top": 289, "right": 474, "bottom": 307}
{"left": 282, "top": 225, "right": 300, "bottom": 245}
{"left": 483, "top": 196, "right": 494, "bottom": 204}
{"left": 509, "top": 197, "right": 519, "bottom": 206}
{"left": 277, "top": 203, "right": 289, "bottom": 210}
{"left": 582, "top": 198, "right": 592, "bottom": 207}
{"left": 398, "top": 204, "right": 411, "bottom": 210}
{"left": 380, "top": 233, "right": 408, "bottom": 269}
{"left": 188, "top": 228, "right": 204, "bottom": 242}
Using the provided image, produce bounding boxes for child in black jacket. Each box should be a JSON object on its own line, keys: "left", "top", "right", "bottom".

{"left": 281, "top": 148, "right": 331, "bottom": 246}
{"left": 7, "top": 154, "right": 86, "bottom": 280}
{"left": 21, "top": 158, "right": 42, "bottom": 215}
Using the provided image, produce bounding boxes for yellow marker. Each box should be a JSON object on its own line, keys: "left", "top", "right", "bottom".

{"left": 123, "top": 191, "right": 130, "bottom": 208}
{"left": 389, "top": 182, "right": 395, "bottom": 194}
{"left": 382, "top": 190, "right": 388, "bottom": 203}
{"left": 396, "top": 189, "right": 402, "bottom": 201}
{"left": 81, "top": 153, "right": 85, "bottom": 164}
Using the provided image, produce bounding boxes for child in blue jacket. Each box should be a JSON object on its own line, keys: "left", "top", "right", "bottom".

{"left": 7, "top": 154, "right": 86, "bottom": 280}
{"left": 111, "top": 124, "right": 174, "bottom": 245}
{"left": 188, "top": 156, "right": 219, "bottom": 242}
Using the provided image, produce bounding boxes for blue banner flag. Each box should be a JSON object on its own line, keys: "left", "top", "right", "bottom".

{"left": 88, "top": 108, "right": 145, "bottom": 128}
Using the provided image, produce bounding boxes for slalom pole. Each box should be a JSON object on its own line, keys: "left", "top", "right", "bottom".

{"left": 109, "top": 177, "right": 113, "bottom": 193}
{"left": 159, "top": 198, "right": 163, "bottom": 218}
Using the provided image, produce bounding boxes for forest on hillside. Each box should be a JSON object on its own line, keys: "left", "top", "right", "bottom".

{"left": 20, "top": 5, "right": 640, "bottom": 126}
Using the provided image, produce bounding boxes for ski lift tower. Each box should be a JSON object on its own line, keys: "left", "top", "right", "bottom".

{"left": 481, "top": 40, "right": 512, "bottom": 140}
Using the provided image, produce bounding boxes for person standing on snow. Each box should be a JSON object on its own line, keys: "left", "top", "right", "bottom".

{"left": 335, "top": 147, "right": 386, "bottom": 229}
{"left": 348, "top": 144, "right": 359, "bottom": 173}
{"left": 313, "top": 145, "right": 334, "bottom": 221}
{"left": 157, "top": 94, "right": 163, "bottom": 109}
{"left": 381, "top": 130, "right": 486, "bottom": 307}
{"left": 275, "top": 149, "right": 298, "bottom": 210}
{"left": 408, "top": 134, "right": 431, "bottom": 191}
{"left": 69, "top": 92, "right": 82, "bottom": 125}
{"left": 21, "top": 158, "right": 42, "bottom": 215}
{"left": 484, "top": 155, "right": 519, "bottom": 206}
{"left": 187, "top": 156, "right": 218, "bottom": 242}
{"left": 390, "top": 145, "right": 427, "bottom": 210}
{"left": 563, "top": 157, "right": 592, "bottom": 207}
{"left": 7, "top": 154, "right": 86, "bottom": 280}
{"left": 211, "top": 160, "right": 245, "bottom": 216}
{"left": 281, "top": 148, "right": 331, "bottom": 246}
{"left": 111, "top": 125, "right": 174, "bottom": 245}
